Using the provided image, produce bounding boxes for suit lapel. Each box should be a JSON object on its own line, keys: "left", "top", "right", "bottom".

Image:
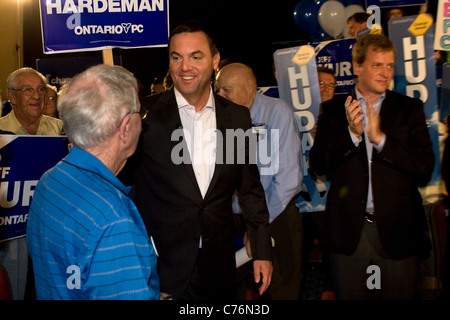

{"left": 204, "top": 95, "right": 232, "bottom": 200}
{"left": 379, "top": 90, "right": 396, "bottom": 132}
{"left": 162, "top": 90, "right": 203, "bottom": 198}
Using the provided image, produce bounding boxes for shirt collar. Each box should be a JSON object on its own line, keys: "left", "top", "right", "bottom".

{"left": 65, "top": 147, "right": 132, "bottom": 195}
{"left": 7, "top": 109, "right": 45, "bottom": 135}
{"left": 355, "top": 84, "right": 386, "bottom": 104}
{"left": 174, "top": 87, "right": 215, "bottom": 112}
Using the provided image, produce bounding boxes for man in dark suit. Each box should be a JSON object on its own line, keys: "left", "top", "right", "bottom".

{"left": 131, "top": 21, "right": 273, "bottom": 300}
{"left": 309, "top": 34, "right": 434, "bottom": 299}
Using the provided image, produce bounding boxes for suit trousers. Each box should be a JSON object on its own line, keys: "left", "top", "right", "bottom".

{"left": 235, "top": 200, "right": 303, "bottom": 300}
{"left": 330, "top": 219, "right": 418, "bottom": 300}
{"left": 265, "top": 200, "right": 303, "bottom": 300}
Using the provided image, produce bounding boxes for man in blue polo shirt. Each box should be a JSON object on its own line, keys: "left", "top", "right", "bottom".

{"left": 26, "top": 64, "right": 159, "bottom": 300}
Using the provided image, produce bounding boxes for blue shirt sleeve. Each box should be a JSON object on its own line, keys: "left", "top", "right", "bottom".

{"left": 82, "top": 217, "right": 159, "bottom": 300}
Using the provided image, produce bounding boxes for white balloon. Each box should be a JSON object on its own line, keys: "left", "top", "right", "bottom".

{"left": 318, "top": 0, "right": 346, "bottom": 38}
{"left": 342, "top": 4, "right": 365, "bottom": 38}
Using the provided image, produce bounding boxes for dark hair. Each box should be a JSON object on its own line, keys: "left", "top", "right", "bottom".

{"left": 168, "top": 20, "right": 219, "bottom": 56}
{"left": 317, "top": 66, "right": 335, "bottom": 79}
{"left": 347, "top": 12, "right": 371, "bottom": 24}
{"left": 352, "top": 34, "right": 396, "bottom": 65}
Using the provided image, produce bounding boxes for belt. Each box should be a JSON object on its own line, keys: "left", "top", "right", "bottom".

{"left": 365, "top": 212, "right": 376, "bottom": 223}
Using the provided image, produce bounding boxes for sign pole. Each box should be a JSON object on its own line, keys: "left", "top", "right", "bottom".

{"left": 102, "top": 49, "right": 114, "bottom": 66}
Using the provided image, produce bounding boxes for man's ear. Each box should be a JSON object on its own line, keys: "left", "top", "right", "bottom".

{"left": 213, "top": 52, "right": 221, "bottom": 71}
{"left": 353, "top": 62, "right": 361, "bottom": 77}
{"left": 7, "top": 89, "right": 16, "bottom": 106}
{"left": 118, "top": 115, "right": 130, "bottom": 142}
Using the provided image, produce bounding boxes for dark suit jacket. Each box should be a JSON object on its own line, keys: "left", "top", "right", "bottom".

{"left": 132, "top": 89, "right": 272, "bottom": 299}
{"left": 309, "top": 90, "right": 434, "bottom": 260}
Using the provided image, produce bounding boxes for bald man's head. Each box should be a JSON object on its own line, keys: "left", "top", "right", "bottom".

{"left": 215, "top": 63, "right": 257, "bottom": 109}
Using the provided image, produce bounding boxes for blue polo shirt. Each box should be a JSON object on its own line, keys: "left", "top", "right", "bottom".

{"left": 27, "top": 147, "right": 159, "bottom": 300}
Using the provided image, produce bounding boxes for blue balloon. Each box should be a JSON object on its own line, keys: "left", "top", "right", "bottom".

{"left": 293, "top": 0, "right": 320, "bottom": 36}
{"left": 311, "top": 27, "right": 331, "bottom": 43}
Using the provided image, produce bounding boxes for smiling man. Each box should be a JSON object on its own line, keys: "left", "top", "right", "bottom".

{"left": 1, "top": 68, "right": 63, "bottom": 135}
{"left": 126, "top": 21, "right": 273, "bottom": 300}
{"left": 309, "top": 35, "right": 434, "bottom": 299}
{"left": 0, "top": 67, "right": 63, "bottom": 300}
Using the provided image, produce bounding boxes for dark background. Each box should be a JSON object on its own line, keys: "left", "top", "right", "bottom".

{"left": 22, "top": 1, "right": 434, "bottom": 96}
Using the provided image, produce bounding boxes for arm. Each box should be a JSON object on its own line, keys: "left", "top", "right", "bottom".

{"left": 262, "top": 102, "right": 303, "bottom": 219}
{"left": 84, "top": 218, "right": 159, "bottom": 300}
{"left": 309, "top": 97, "right": 361, "bottom": 179}
{"left": 375, "top": 98, "right": 434, "bottom": 187}
{"left": 235, "top": 107, "right": 273, "bottom": 294}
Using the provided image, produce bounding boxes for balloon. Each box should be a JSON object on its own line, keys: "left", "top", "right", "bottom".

{"left": 293, "top": 0, "right": 320, "bottom": 36}
{"left": 311, "top": 27, "right": 330, "bottom": 43}
{"left": 318, "top": 0, "right": 346, "bottom": 38}
{"left": 342, "top": 4, "right": 365, "bottom": 38}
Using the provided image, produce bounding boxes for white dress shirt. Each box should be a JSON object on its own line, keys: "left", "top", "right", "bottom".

{"left": 175, "top": 88, "right": 216, "bottom": 199}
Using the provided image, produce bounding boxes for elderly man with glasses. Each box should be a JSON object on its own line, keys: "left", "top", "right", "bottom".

{"left": 0, "top": 67, "right": 63, "bottom": 135}
{"left": 0, "top": 67, "right": 63, "bottom": 300}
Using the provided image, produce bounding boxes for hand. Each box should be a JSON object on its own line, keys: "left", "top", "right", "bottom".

{"left": 345, "top": 96, "right": 363, "bottom": 138}
{"left": 160, "top": 292, "right": 173, "bottom": 300}
{"left": 366, "top": 103, "right": 383, "bottom": 145}
{"left": 244, "top": 232, "right": 272, "bottom": 295}
{"left": 253, "top": 260, "right": 273, "bottom": 295}
{"left": 243, "top": 231, "right": 252, "bottom": 258}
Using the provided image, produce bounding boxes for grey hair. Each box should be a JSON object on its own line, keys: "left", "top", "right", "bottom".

{"left": 58, "top": 64, "right": 138, "bottom": 149}
{"left": 7, "top": 67, "right": 47, "bottom": 89}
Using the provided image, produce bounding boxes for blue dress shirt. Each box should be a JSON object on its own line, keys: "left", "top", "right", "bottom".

{"left": 349, "top": 86, "right": 386, "bottom": 212}
{"left": 247, "top": 93, "right": 303, "bottom": 222}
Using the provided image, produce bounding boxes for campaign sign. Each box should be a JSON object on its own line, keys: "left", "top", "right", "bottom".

{"left": 274, "top": 45, "right": 328, "bottom": 213}
{"left": 312, "top": 39, "right": 357, "bottom": 95}
{"left": 366, "top": 0, "right": 427, "bottom": 7}
{"left": 389, "top": 15, "right": 441, "bottom": 185}
{"left": 0, "top": 135, "right": 69, "bottom": 242}
{"left": 434, "top": 0, "right": 450, "bottom": 51}
{"left": 37, "top": 56, "right": 120, "bottom": 91}
{"left": 441, "top": 63, "right": 450, "bottom": 119}
{"left": 39, "top": 0, "right": 169, "bottom": 54}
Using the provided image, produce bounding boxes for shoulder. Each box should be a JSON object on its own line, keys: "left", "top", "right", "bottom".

{"left": 41, "top": 115, "right": 64, "bottom": 134}
{"left": 0, "top": 112, "right": 19, "bottom": 133}
{"left": 141, "top": 90, "right": 174, "bottom": 110}
{"left": 216, "top": 93, "right": 249, "bottom": 114}
{"left": 320, "top": 94, "right": 348, "bottom": 115}
{"left": 385, "top": 90, "right": 421, "bottom": 105}
{"left": 254, "top": 93, "right": 294, "bottom": 119}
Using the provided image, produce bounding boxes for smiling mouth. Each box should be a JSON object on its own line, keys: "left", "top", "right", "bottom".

{"left": 182, "top": 76, "right": 194, "bottom": 80}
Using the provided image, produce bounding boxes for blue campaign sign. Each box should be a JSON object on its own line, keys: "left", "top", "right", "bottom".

{"left": 39, "top": 0, "right": 169, "bottom": 54}
{"left": 312, "top": 39, "right": 357, "bottom": 95}
{"left": 389, "top": 15, "right": 441, "bottom": 186}
{"left": 274, "top": 45, "right": 328, "bottom": 213}
{"left": 441, "top": 63, "right": 450, "bottom": 119}
{"left": 366, "top": 0, "right": 426, "bottom": 7}
{"left": 0, "top": 135, "right": 69, "bottom": 241}
{"left": 37, "top": 56, "right": 120, "bottom": 91}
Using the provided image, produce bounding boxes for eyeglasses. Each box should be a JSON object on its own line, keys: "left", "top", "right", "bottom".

{"left": 126, "top": 107, "right": 148, "bottom": 120}
{"left": 10, "top": 86, "right": 47, "bottom": 97}
{"left": 318, "top": 81, "right": 336, "bottom": 89}
{"left": 117, "top": 107, "right": 148, "bottom": 130}
{"left": 135, "top": 107, "right": 148, "bottom": 120}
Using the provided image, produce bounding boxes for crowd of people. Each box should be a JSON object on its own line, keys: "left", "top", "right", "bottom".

{"left": 0, "top": 16, "right": 449, "bottom": 301}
